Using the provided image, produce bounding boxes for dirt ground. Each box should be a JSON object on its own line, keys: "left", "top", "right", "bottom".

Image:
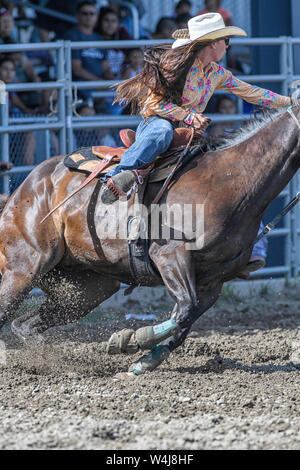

{"left": 0, "top": 280, "right": 300, "bottom": 450}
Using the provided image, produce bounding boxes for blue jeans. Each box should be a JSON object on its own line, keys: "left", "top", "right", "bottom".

{"left": 104, "top": 116, "right": 174, "bottom": 178}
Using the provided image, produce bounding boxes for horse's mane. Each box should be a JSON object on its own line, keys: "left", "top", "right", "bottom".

{"left": 214, "top": 108, "right": 285, "bottom": 151}
{"left": 190, "top": 109, "right": 285, "bottom": 156}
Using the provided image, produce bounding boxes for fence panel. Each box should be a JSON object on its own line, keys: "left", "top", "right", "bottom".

{"left": 0, "top": 38, "right": 298, "bottom": 279}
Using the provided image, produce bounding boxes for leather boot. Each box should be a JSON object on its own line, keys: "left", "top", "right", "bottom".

{"left": 101, "top": 170, "right": 137, "bottom": 204}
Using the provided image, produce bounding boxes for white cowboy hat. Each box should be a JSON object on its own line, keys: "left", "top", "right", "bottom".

{"left": 172, "top": 12, "right": 247, "bottom": 49}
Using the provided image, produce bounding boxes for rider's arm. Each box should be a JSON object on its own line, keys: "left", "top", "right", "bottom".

{"left": 142, "top": 94, "right": 202, "bottom": 125}
{"left": 216, "top": 67, "right": 291, "bottom": 108}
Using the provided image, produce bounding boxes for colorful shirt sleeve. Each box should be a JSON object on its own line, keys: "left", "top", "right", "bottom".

{"left": 142, "top": 94, "right": 198, "bottom": 123}
{"left": 216, "top": 67, "right": 291, "bottom": 108}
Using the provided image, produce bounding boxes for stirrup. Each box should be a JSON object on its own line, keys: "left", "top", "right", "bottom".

{"left": 106, "top": 177, "right": 127, "bottom": 199}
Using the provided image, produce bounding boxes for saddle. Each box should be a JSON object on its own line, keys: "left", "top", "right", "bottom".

{"left": 64, "top": 127, "right": 196, "bottom": 180}
{"left": 42, "top": 128, "right": 206, "bottom": 225}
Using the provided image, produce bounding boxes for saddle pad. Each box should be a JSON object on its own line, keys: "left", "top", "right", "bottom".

{"left": 64, "top": 146, "right": 124, "bottom": 175}
{"left": 64, "top": 146, "right": 182, "bottom": 183}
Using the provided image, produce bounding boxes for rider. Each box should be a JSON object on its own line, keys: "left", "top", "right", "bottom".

{"left": 101, "top": 12, "right": 292, "bottom": 273}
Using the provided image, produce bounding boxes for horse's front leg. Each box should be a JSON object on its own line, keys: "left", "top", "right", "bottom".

{"left": 107, "top": 241, "right": 198, "bottom": 355}
{"left": 127, "top": 282, "right": 222, "bottom": 376}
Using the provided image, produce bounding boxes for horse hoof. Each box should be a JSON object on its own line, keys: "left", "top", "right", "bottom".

{"left": 106, "top": 329, "right": 139, "bottom": 355}
{"left": 128, "top": 345, "right": 170, "bottom": 375}
{"left": 11, "top": 317, "right": 45, "bottom": 345}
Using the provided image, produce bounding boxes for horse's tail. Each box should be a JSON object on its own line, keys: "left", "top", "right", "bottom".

{"left": 0, "top": 194, "right": 8, "bottom": 215}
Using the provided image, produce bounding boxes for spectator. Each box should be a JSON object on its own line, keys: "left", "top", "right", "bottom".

{"left": 95, "top": 6, "right": 133, "bottom": 114}
{"left": 0, "top": 57, "right": 36, "bottom": 165}
{"left": 73, "top": 104, "right": 117, "bottom": 148}
{"left": 175, "top": 0, "right": 192, "bottom": 16}
{"left": 0, "top": 57, "right": 36, "bottom": 115}
{"left": 197, "top": 0, "right": 233, "bottom": 27}
{"left": 6, "top": 43, "right": 40, "bottom": 84}
{"left": 121, "top": 48, "right": 144, "bottom": 80}
{"left": 0, "top": 8, "right": 17, "bottom": 43}
{"left": 208, "top": 95, "right": 238, "bottom": 138}
{"left": 64, "top": 1, "right": 111, "bottom": 106}
{"left": 152, "top": 17, "right": 178, "bottom": 40}
{"left": 95, "top": 7, "right": 132, "bottom": 78}
{"left": 3, "top": 39, "right": 42, "bottom": 109}
{"left": 175, "top": 13, "right": 191, "bottom": 30}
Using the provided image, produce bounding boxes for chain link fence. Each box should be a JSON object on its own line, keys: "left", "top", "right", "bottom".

{"left": 6, "top": 114, "right": 59, "bottom": 194}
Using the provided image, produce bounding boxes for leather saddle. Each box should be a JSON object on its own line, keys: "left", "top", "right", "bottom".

{"left": 64, "top": 127, "right": 196, "bottom": 180}
{"left": 92, "top": 127, "right": 194, "bottom": 159}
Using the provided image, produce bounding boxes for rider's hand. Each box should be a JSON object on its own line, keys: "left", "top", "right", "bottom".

{"left": 193, "top": 115, "right": 211, "bottom": 133}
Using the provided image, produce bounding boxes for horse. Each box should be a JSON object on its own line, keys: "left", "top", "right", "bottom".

{"left": 0, "top": 104, "right": 300, "bottom": 377}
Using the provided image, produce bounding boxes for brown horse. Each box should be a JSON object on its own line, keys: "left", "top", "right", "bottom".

{"left": 0, "top": 105, "right": 299, "bottom": 376}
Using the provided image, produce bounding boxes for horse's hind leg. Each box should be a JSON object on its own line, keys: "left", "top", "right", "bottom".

{"left": 11, "top": 269, "right": 120, "bottom": 341}
{"left": 0, "top": 274, "right": 30, "bottom": 331}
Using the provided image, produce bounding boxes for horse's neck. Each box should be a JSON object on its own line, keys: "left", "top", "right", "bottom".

{"left": 231, "top": 110, "right": 300, "bottom": 217}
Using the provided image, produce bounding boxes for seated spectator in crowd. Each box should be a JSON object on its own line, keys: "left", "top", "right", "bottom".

{"left": 73, "top": 104, "right": 117, "bottom": 148}
{"left": 175, "top": 0, "right": 192, "bottom": 17}
{"left": 197, "top": 0, "right": 233, "bottom": 26}
{"left": 3, "top": 39, "right": 42, "bottom": 108}
{"left": 64, "top": 1, "right": 112, "bottom": 107}
{"left": 208, "top": 95, "right": 238, "bottom": 138}
{"left": 94, "top": 6, "right": 133, "bottom": 114}
{"left": 0, "top": 57, "right": 36, "bottom": 115}
{"left": 95, "top": 6, "right": 132, "bottom": 78}
{"left": 0, "top": 57, "right": 36, "bottom": 165}
{"left": 151, "top": 17, "right": 178, "bottom": 40}
{"left": 175, "top": 13, "right": 191, "bottom": 30}
{"left": 0, "top": 8, "right": 18, "bottom": 43}
{"left": 121, "top": 48, "right": 144, "bottom": 80}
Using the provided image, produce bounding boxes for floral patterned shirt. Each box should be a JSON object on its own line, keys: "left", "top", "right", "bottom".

{"left": 142, "top": 56, "right": 291, "bottom": 125}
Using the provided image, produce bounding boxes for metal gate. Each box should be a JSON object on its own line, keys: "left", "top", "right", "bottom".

{"left": 0, "top": 37, "right": 299, "bottom": 278}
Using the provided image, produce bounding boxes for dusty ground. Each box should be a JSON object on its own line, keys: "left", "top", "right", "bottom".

{"left": 0, "top": 280, "right": 300, "bottom": 450}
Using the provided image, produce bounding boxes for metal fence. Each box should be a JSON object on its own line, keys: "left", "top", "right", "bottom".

{"left": 0, "top": 37, "right": 299, "bottom": 278}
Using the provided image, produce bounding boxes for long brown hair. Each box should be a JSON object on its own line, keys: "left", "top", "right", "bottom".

{"left": 113, "top": 41, "right": 210, "bottom": 114}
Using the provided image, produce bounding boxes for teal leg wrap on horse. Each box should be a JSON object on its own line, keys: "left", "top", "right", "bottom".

{"left": 128, "top": 345, "right": 170, "bottom": 376}
{"left": 153, "top": 318, "right": 178, "bottom": 338}
{"left": 135, "top": 318, "right": 180, "bottom": 350}
{"left": 107, "top": 318, "right": 180, "bottom": 355}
